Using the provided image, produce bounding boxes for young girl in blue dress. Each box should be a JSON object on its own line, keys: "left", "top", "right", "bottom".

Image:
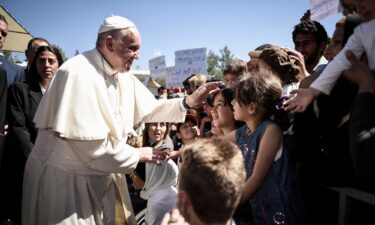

{"left": 229, "top": 72, "right": 308, "bottom": 225}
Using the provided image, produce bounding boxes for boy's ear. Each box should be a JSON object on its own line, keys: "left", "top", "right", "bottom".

{"left": 177, "top": 191, "right": 192, "bottom": 221}
{"left": 176, "top": 132, "right": 182, "bottom": 139}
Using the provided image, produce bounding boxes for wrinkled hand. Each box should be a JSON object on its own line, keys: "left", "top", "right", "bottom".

{"left": 342, "top": 50, "right": 375, "bottom": 94}
{"left": 138, "top": 147, "right": 167, "bottom": 164}
{"left": 161, "top": 209, "right": 189, "bottom": 225}
{"left": 185, "top": 82, "right": 221, "bottom": 108}
{"left": 283, "top": 88, "right": 320, "bottom": 113}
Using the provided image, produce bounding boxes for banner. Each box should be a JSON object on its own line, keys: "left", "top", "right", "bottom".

{"left": 148, "top": 55, "right": 166, "bottom": 79}
{"left": 310, "top": 0, "right": 340, "bottom": 21}
{"left": 165, "top": 66, "right": 179, "bottom": 89}
{"left": 174, "top": 48, "right": 207, "bottom": 87}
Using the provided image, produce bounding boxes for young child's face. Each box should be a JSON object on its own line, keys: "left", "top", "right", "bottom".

{"left": 178, "top": 121, "right": 198, "bottom": 142}
{"left": 212, "top": 92, "right": 235, "bottom": 128}
{"left": 355, "top": 0, "right": 375, "bottom": 21}
{"left": 231, "top": 97, "right": 249, "bottom": 122}
{"left": 224, "top": 73, "right": 237, "bottom": 88}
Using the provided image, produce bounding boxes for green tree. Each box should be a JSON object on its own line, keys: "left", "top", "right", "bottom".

{"left": 207, "top": 50, "right": 220, "bottom": 78}
{"left": 51, "top": 44, "right": 67, "bottom": 62}
{"left": 206, "top": 46, "right": 234, "bottom": 81}
{"left": 219, "top": 45, "right": 234, "bottom": 72}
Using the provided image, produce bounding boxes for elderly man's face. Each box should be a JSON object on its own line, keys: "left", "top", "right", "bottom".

{"left": 0, "top": 20, "right": 8, "bottom": 49}
{"left": 111, "top": 27, "right": 141, "bottom": 72}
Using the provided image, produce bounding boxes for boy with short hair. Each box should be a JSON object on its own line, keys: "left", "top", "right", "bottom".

{"left": 162, "top": 138, "right": 245, "bottom": 225}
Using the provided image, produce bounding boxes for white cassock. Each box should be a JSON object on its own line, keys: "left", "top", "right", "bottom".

{"left": 140, "top": 160, "right": 178, "bottom": 225}
{"left": 22, "top": 48, "right": 186, "bottom": 225}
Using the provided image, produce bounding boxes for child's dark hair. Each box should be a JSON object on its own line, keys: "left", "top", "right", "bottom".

{"left": 235, "top": 72, "right": 282, "bottom": 118}
{"left": 212, "top": 87, "right": 245, "bottom": 128}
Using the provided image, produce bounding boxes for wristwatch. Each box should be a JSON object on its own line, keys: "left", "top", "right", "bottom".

{"left": 183, "top": 96, "right": 192, "bottom": 109}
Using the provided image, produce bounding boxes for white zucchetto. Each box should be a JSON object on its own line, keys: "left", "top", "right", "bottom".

{"left": 98, "top": 15, "right": 136, "bottom": 33}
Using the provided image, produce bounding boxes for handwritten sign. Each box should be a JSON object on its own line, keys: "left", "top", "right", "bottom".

{"left": 149, "top": 55, "right": 166, "bottom": 79}
{"left": 310, "top": 0, "right": 340, "bottom": 21}
{"left": 166, "top": 66, "right": 179, "bottom": 89}
{"left": 174, "top": 48, "right": 207, "bottom": 86}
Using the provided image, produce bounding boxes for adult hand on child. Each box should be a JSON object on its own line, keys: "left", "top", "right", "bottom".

{"left": 184, "top": 82, "right": 221, "bottom": 109}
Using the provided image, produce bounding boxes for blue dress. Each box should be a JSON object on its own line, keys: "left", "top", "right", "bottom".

{"left": 236, "top": 120, "right": 308, "bottom": 225}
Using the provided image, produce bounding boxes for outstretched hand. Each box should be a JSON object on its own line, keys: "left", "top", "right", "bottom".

{"left": 139, "top": 147, "right": 168, "bottom": 164}
{"left": 283, "top": 88, "right": 320, "bottom": 113}
{"left": 185, "top": 82, "right": 221, "bottom": 108}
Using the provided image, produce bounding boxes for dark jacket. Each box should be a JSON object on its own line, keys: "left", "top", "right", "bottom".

{"left": 0, "top": 55, "right": 25, "bottom": 86}
{"left": 7, "top": 79, "right": 43, "bottom": 157}
{"left": 0, "top": 68, "right": 7, "bottom": 167}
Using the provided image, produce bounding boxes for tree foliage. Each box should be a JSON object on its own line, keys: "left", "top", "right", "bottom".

{"left": 206, "top": 45, "right": 234, "bottom": 81}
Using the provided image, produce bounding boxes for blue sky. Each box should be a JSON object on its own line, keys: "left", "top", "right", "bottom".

{"left": 2, "top": 0, "right": 342, "bottom": 70}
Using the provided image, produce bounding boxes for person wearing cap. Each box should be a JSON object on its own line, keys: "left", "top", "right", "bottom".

{"left": 22, "top": 15, "right": 220, "bottom": 225}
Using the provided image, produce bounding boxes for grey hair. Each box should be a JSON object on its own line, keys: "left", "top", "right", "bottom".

{"left": 95, "top": 28, "right": 134, "bottom": 49}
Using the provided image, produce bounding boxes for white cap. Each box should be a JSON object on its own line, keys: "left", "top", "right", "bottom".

{"left": 98, "top": 15, "right": 136, "bottom": 33}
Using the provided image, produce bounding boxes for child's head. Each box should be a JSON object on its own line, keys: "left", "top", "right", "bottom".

{"left": 176, "top": 114, "right": 198, "bottom": 144}
{"left": 178, "top": 138, "right": 245, "bottom": 224}
{"left": 223, "top": 59, "right": 248, "bottom": 88}
{"left": 257, "top": 47, "right": 300, "bottom": 85}
{"left": 211, "top": 87, "right": 243, "bottom": 132}
{"left": 232, "top": 72, "right": 282, "bottom": 121}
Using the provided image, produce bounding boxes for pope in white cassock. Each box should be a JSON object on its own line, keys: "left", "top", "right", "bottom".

{"left": 22, "top": 16, "right": 219, "bottom": 225}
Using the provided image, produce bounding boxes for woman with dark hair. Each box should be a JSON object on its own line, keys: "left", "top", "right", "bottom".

{"left": 1, "top": 45, "right": 63, "bottom": 224}
{"left": 8, "top": 45, "right": 63, "bottom": 156}
{"left": 130, "top": 122, "right": 178, "bottom": 225}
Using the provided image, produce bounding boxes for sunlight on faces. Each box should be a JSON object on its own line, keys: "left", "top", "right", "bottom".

{"left": 231, "top": 97, "right": 249, "bottom": 122}
{"left": 111, "top": 27, "right": 141, "bottom": 73}
{"left": 36, "top": 51, "right": 59, "bottom": 80}
{"left": 147, "top": 122, "right": 167, "bottom": 142}
{"left": 294, "top": 34, "right": 320, "bottom": 66}
{"left": 211, "top": 92, "right": 235, "bottom": 128}
{"left": 177, "top": 121, "right": 198, "bottom": 142}
{"left": 224, "top": 73, "right": 237, "bottom": 88}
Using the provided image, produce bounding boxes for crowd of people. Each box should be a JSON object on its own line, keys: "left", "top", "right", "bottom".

{"left": 0, "top": 0, "right": 374, "bottom": 224}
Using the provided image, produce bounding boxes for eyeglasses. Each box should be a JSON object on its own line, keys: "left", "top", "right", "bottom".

{"left": 0, "top": 30, "right": 7, "bottom": 37}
